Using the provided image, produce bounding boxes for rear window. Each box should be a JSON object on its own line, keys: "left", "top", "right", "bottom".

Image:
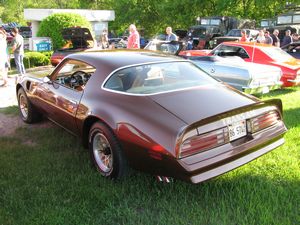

{"left": 103, "top": 61, "right": 218, "bottom": 95}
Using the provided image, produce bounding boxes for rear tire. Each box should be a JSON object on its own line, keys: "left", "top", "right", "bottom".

{"left": 17, "top": 88, "right": 41, "bottom": 123}
{"left": 88, "top": 122, "right": 127, "bottom": 179}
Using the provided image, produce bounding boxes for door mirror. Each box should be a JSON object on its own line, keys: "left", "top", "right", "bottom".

{"left": 43, "top": 76, "right": 52, "bottom": 84}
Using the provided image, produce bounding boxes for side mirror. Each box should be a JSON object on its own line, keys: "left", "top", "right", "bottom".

{"left": 43, "top": 76, "right": 52, "bottom": 84}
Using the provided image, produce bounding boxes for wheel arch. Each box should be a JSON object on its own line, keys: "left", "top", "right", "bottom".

{"left": 82, "top": 115, "right": 115, "bottom": 148}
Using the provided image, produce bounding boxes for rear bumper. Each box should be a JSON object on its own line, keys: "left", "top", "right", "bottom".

{"left": 189, "top": 138, "right": 284, "bottom": 183}
{"left": 287, "top": 77, "right": 300, "bottom": 86}
{"left": 243, "top": 82, "right": 282, "bottom": 94}
{"left": 177, "top": 122, "right": 286, "bottom": 184}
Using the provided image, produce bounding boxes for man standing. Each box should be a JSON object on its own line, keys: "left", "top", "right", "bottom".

{"left": 270, "top": 29, "right": 280, "bottom": 47}
{"left": 165, "top": 27, "right": 178, "bottom": 41}
{"left": 11, "top": 27, "right": 25, "bottom": 77}
{"left": 127, "top": 24, "right": 140, "bottom": 49}
{"left": 264, "top": 31, "right": 273, "bottom": 45}
{"left": 281, "top": 30, "right": 293, "bottom": 47}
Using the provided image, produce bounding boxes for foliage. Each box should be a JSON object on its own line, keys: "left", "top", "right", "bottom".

{"left": 10, "top": 51, "right": 50, "bottom": 68}
{"left": 37, "top": 13, "right": 92, "bottom": 50}
{"left": 0, "top": 0, "right": 299, "bottom": 37}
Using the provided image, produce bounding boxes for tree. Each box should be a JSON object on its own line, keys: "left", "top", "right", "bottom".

{"left": 37, "top": 13, "right": 92, "bottom": 50}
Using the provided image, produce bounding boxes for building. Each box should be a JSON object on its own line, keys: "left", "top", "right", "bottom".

{"left": 24, "top": 8, "right": 115, "bottom": 39}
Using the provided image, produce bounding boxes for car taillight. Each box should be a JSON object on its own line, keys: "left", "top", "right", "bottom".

{"left": 180, "top": 128, "right": 229, "bottom": 158}
{"left": 247, "top": 111, "right": 280, "bottom": 133}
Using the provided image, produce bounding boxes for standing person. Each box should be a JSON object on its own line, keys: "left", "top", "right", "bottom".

{"left": 281, "top": 30, "right": 293, "bottom": 46}
{"left": 256, "top": 29, "right": 265, "bottom": 43}
{"left": 127, "top": 24, "right": 140, "bottom": 49}
{"left": 0, "top": 29, "right": 9, "bottom": 87}
{"left": 270, "top": 29, "right": 280, "bottom": 47}
{"left": 99, "top": 28, "right": 109, "bottom": 49}
{"left": 165, "top": 27, "right": 178, "bottom": 41}
{"left": 240, "top": 29, "right": 248, "bottom": 42}
{"left": 264, "top": 31, "right": 273, "bottom": 45}
{"left": 11, "top": 27, "right": 26, "bottom": 78}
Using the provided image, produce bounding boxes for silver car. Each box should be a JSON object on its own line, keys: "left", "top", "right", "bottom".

{"left": 190, "top": 56, "right": 282, "bottom": 94}
{"left": 145, "top": 41, "right": 282, "bottom": 94}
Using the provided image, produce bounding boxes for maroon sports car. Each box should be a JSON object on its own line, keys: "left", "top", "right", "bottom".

{"left": 16, "top": 50, "right": 287, "bottom": 184}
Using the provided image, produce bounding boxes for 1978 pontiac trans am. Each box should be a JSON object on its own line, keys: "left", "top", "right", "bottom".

{"left": 16, "top": 51, "right": 287, "bottom": 184}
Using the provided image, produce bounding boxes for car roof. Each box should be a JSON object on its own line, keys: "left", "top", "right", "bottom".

{"left": 66, "top": 50, "right": 183, "bottom": 71}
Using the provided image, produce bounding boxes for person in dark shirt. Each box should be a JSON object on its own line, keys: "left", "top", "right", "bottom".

{"left": 281, "top": 30, "right": 293, "bottom": 47}
{"left": 270, "top": 29, "right": 280, "bottom": 47}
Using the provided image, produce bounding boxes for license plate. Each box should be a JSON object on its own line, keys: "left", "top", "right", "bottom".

{"left": 228, "top": 120, "right": 247, "bottom": 141}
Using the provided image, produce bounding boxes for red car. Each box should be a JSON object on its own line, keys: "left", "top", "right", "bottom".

{"left": 180, "top": 42, "right": 300, "bottom": 87}
{"left": 17, "top": 50, "right": 287, "bottom": 184}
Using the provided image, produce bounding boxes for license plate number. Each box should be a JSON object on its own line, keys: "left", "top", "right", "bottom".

{"left": 228, "top": 120, "right": 247, "bottom": 141}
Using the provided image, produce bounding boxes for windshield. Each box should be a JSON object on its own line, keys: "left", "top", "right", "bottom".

{"left": 262, "top": 47, "right": 295, "bottom": 62}
{"left": 145, "top": 41, "right": 180, "bottom": 55}
{"left": 104, "top": 61, "right": 217, "bottom": 95}
{"left": 191, "top": 28, "right": 207, "bottom": 38}
{"left": 226, "top": 29, "right": 242, "bottom": 37}
{"left": 277, "top": 15, "right": 292, "bottom": 24}
{"left": 260, "top": 21, "right": 269, "bottom": 27}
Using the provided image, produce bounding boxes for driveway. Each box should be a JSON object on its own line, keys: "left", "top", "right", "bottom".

{"left": 0, "top": 76, "right": 18, "bottom": 108}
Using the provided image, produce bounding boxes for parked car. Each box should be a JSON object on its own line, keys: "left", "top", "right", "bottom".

{"left": 16, "top": 50, "right": 287, "bottom": 184}
{"left": 188, "top": 56, "right": 282, "bottom": 94}
{"left": 210, "top": 29, "right": 259, "bottom": 49}
{"left": 50, "top": 27, "right": 98, "bottom": 66}
{"left": 281, "top": 41, "right": 300, "bottom": 59}
{"left": 145, "top": 41, "right": 282, "bottom": 94}
{"left": 19, "top": 26, "right": 32, "bottom": 38}
{"left": 180, "top": 42, "right": 300, "bottom": 87}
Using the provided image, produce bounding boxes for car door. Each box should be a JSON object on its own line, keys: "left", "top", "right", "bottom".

{"left": 37, "top": 59, "right": 95, "bottom": 134}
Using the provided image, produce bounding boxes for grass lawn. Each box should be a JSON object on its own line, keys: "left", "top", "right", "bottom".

{"left": 0, "top": 87, "right": 299, "bottom": 225}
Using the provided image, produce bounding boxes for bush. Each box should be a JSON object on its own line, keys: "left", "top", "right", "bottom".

{"left": 37, "top": 13, "right": 92, "bottom": 50}
{"left": 10, "top": 51, "right": 51, "bottom": 69}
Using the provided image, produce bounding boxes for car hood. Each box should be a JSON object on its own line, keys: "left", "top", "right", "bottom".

{"left": 149, "top": 84, "right": 256, "bottom": 124}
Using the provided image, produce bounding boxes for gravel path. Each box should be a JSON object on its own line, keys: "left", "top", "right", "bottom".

{"left": 0, "top": 76, "right": 18, "bottom": 108}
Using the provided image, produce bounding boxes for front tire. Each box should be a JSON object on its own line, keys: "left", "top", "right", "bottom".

{"left": 17, "top": 88, "right": 41, "bottom": 123}
{"left": 89, "top": 122, "right": 127, "bottom": 179}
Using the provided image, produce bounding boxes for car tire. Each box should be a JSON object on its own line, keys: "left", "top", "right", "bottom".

{"left": 17, "top": 88, "right": 41, "bottom": 123}
{"left": 89, "top": 122, "right": 127, "bottom": 179}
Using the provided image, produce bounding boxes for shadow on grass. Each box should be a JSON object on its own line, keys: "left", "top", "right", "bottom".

{"left": 283, "top": 107, "right": 300, "bottom": 128}
{"left": 262, "top": 87, "right": 298, "bottom": 98}
{"left": 0, "top": 105, "right": 19, "bottom": 115}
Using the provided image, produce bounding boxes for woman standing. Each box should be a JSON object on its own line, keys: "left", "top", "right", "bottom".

{"left": 0, "top": 29, "right": 9, "bottom": 87}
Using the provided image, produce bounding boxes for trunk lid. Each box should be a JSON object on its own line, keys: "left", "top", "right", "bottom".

{"left": 149, "top": 84, "right": 257, "bottom": 124}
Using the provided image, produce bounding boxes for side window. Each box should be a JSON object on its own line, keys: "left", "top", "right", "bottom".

{"left": 52, "top": 60, "right": 96, "bottom": 91}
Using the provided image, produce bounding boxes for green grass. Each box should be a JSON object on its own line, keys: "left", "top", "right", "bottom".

{"left": 0, "top": 87, "right": 300, "bottom": 225}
